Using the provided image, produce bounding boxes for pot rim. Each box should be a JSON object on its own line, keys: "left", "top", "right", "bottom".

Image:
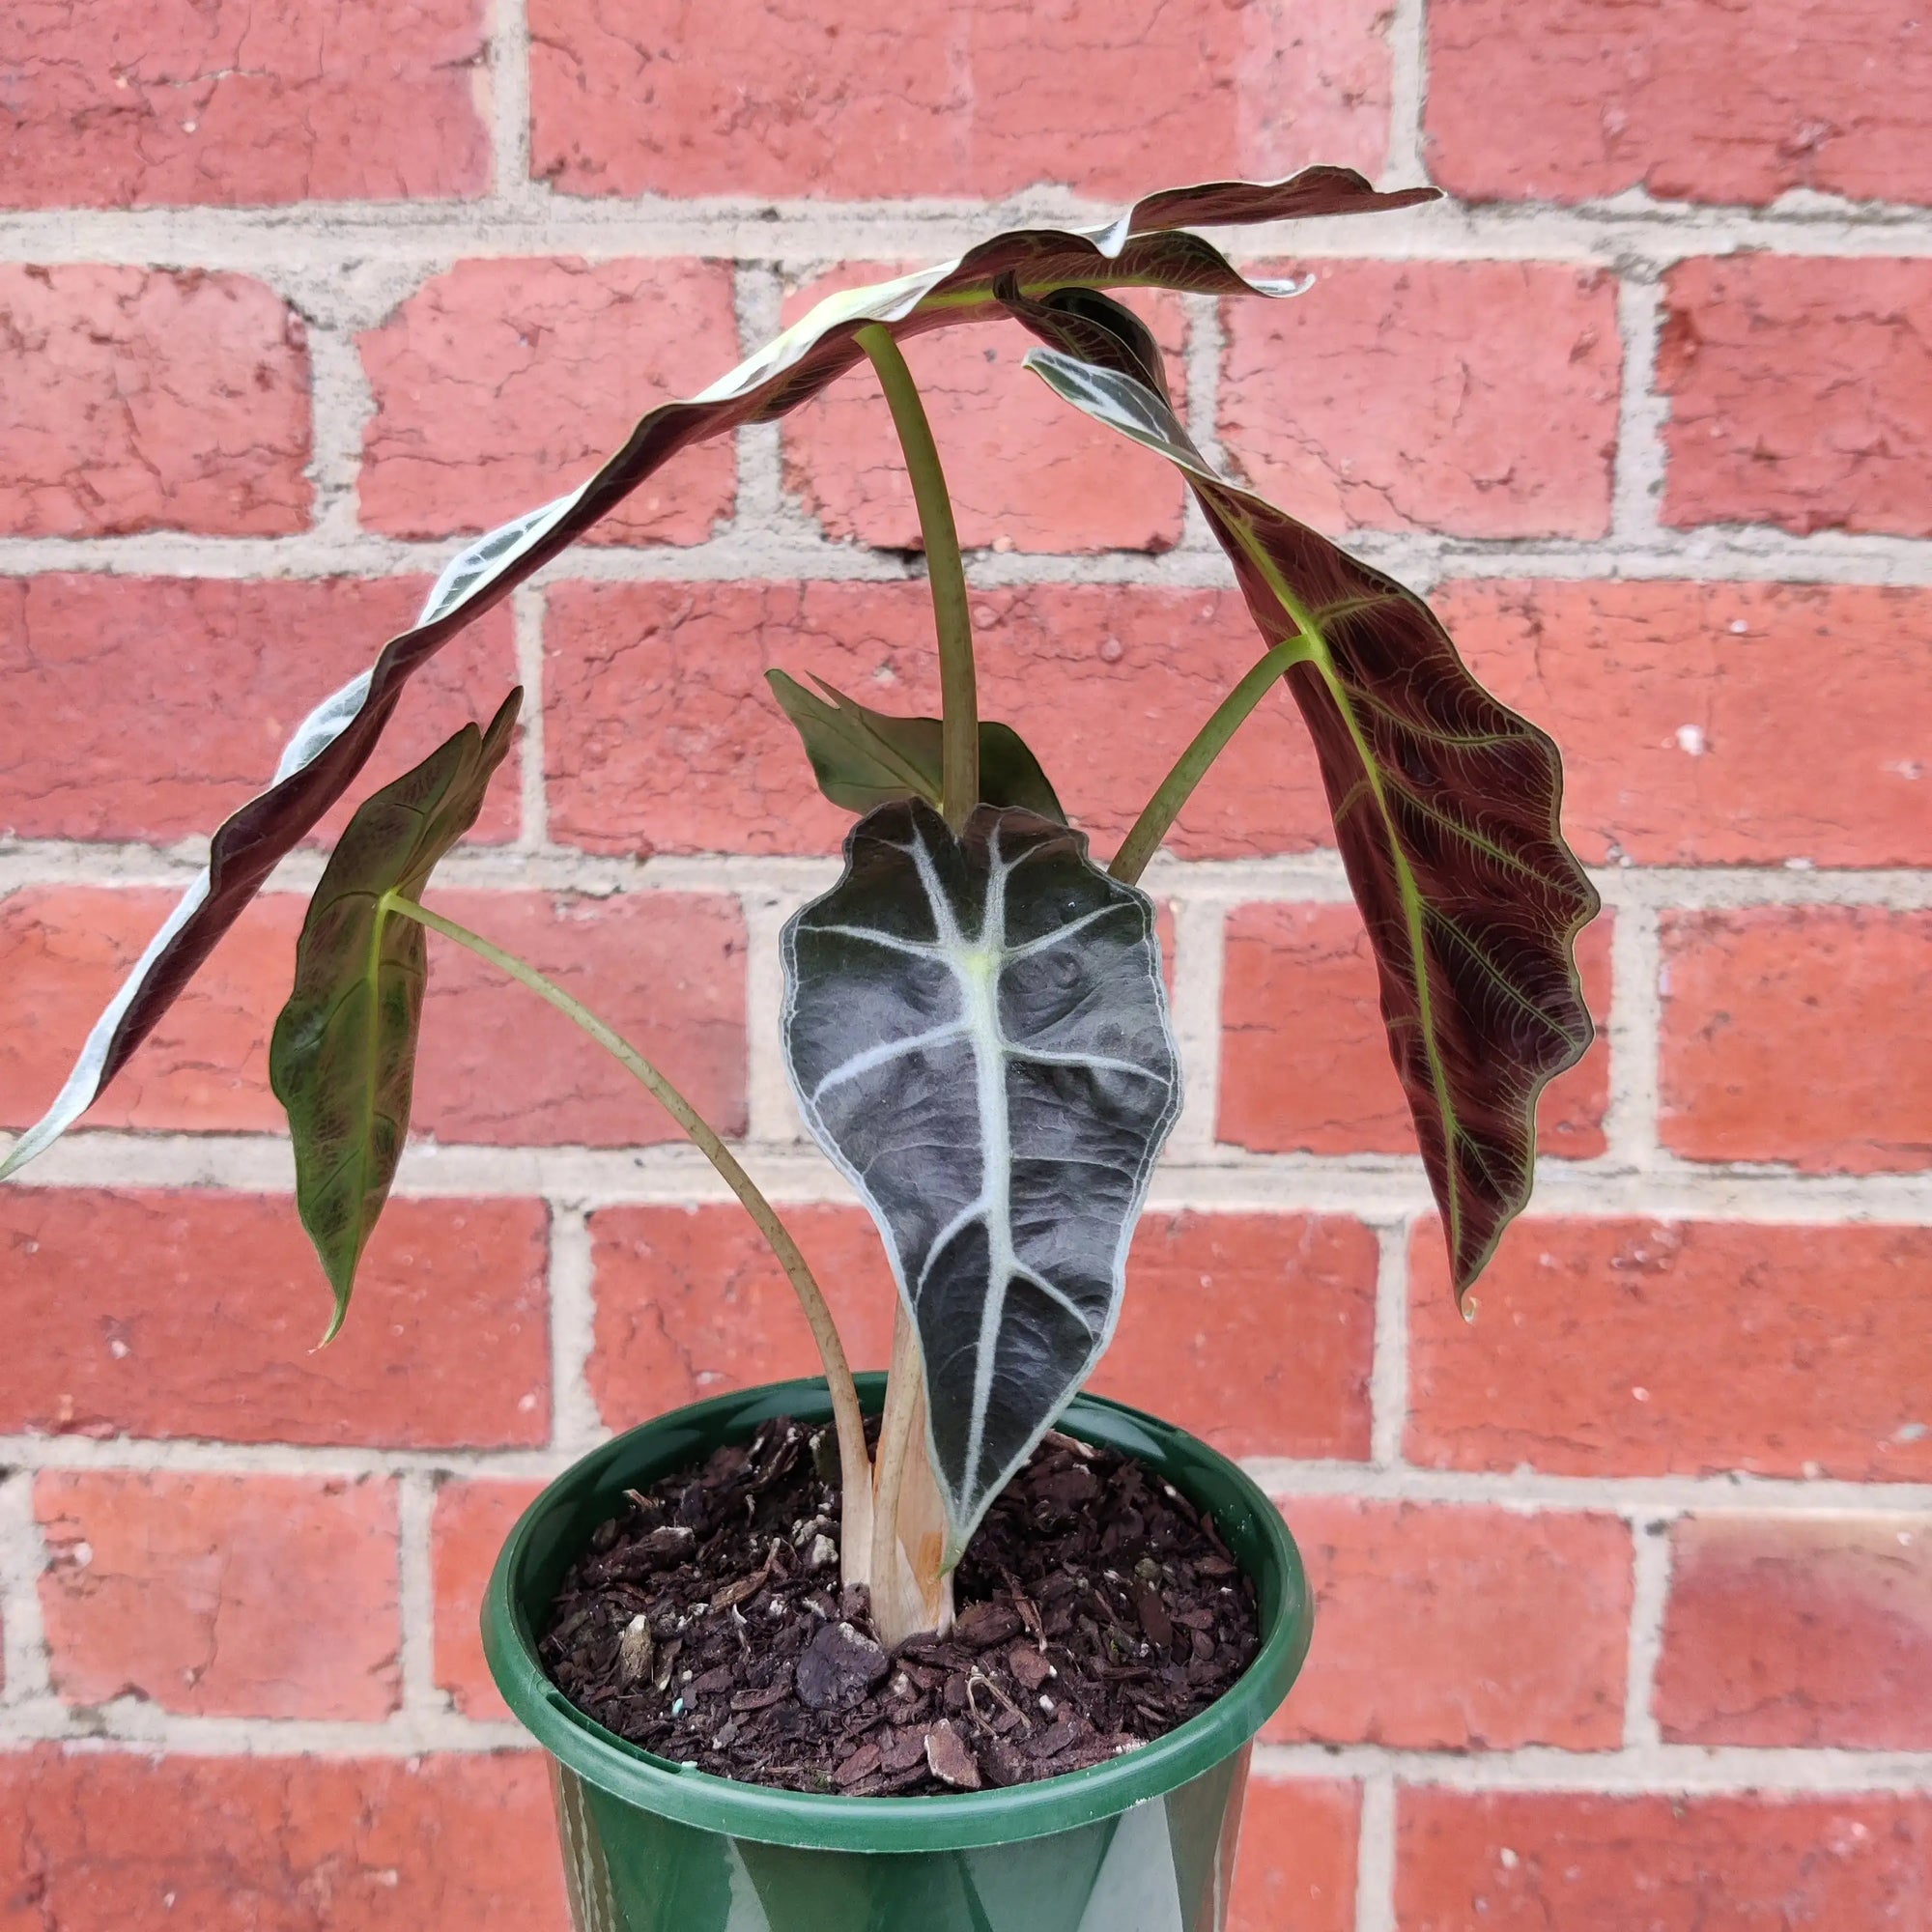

{"left": 483, "top": 1374, "right": 1312, "bottom": 1852}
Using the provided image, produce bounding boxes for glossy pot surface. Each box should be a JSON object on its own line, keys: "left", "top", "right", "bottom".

{"left": 484, "top": 1375, "right": 1313, "bottom": 1932}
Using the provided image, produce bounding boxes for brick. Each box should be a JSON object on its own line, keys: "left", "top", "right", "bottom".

{"left": 528, "top": 0, "right": 1388, "bottom": 202}
{"left": 1408, "top": 1218, "right": 1932, "bottom": 1480}
{"left": 1432, "top": 580, "right": 1932, "bottom": 867}
{"left": 0, "top": 575, "right": 519, "bottom": 844}
{"left": 1220, "top": 263, "right": 1620, "bottom": 538}
{"left": 1218, "top": 904, "right": 1611, "bottom": 1161}
{"left": 0, "top": 1189, "right": 549, "bottom": 1448}
{"left": 38, "top": 1470, "right": 399, "bottom": 1720}
{"left": 1230, "top": 1778, "right": 1360, "bottom": 1932}
{"left": 1267, "top": 1499, "right": 1630, "bottom": 1748}
{"left": 0, "top": 1747, "right": 568, "bottom": 1930}
{"left": 1655, "top": 1515, "right": 1932, "bottom": 1748}
{"left": 1094, "top": 1212, "right": 1378, "bottom": 1460}
{"left": 1397, "top": 1790, "right": 1932, "bottom": 1930}
{"left": 781, "top": 270, "right": 1186, "bottom": 554}
{"left": 0, "top": 267, "right": 310, "bottom": 536}
{"left": 0, "top": 887, "right": 746, "bottom": 1149}
{"left": 1660, "top": 257, "right": 1932, "bottom": 537}
{"left": 0, "top": 0, "right": 488, "bottom": 209}
{"left": 1425, "top": 0, "right": 1932, "bottom": 207}
{"left": 357, "top": 258, "right": 737, "bottom": 543}
{"left": 544, "top": 581, "right": 1330, "bottom": 859}
{"left": 433, "top": 1478, "right": 545, "bottom": 1720}
{"left": 1662, "top": 908, "right": 1932, "bottom": 1173}
{"left": 588, "top": 1206, "right": 898, "bottom": 1428}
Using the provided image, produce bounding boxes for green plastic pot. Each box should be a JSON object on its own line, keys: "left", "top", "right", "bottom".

{"left": 484, "top": 1374, "right": 1313, "bottom": 1932}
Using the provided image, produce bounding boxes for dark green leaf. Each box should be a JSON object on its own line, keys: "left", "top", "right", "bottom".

{"left": 781, "top": 800, "right": 1180, "bottom": 1561}
{"left": 766, "top": 670, "right": 1065, "bottom": 821}
{"left": 2, "top": 168, "right": 1435, "bottom": 1182}
{"left": 268, "top": 692, "right": 521, "bottom": 1337}
{"left": 1007, "top": 287, "right": 1599, "bottom": 1296}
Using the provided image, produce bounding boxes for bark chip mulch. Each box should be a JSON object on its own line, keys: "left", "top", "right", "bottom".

{"left": 539, "top": 1415, "right": 1262, "bottom": 1797}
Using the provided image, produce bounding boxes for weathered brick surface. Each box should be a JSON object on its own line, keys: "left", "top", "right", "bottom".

{"left": 0, "top": 575, "right": 518, "bottom": 844}
{"left": 1408, "top": 1219, "right": 1932, "bottom": 1480}
{"left": 1433, "top": 580, "right": 1932, "bottom": 867}
{"left": 782, "top": 271, "right": 1187, "bottom": 553}
{"left": 1230, "top": 1779, "right": 1361, "bottom": 1932}
{"left": 1425, "top": 0, "right": 1932, "bottom": 207}
{"left": 1398, "top": 1790, "right": 1932, "bottom": 1928}
{"left": 1221, "top": 263, "right": 1621, "bottom": 538}
{"left": 1655, "top": 1515, "right": 1932, "bottom": 1748}
{"left": 528, "top": 0, "right": 1390, "bottom": 201}
{"left": 0, "top": 887, "right": 747, "bottom": 1148}
{"left": 1218, "top": 904, "right": 1612, "bottom": 1160}
{"left": 1661, "top": 908, "right": 1932, "bottom": 1172}
{"left": 0, "top": 1747, "right": 569, "bottom": 1930}
{"left": 1268, "top": 1499, "right": 1632, "bottom": 1748}
{"left": 0, "top": 1189, "right": 550, "bottom": 1448}
{"left": 1660, "top": 257, "right": 1932, "bottom": 537}
{"left": 545, "top": 581, "right": 1330, "bottom": 858}
{"left": 0, "top": 267, "right": 310, "bottom": 536}
{"left": 358, "top": 258, "right": 738, "bottom": 542}
{"left": 0, "top": 0, "right": 490, "bottom": 209}
{"left": 38, "top": 1470, "right": 401, "bottom": 1719}
{"left": 433, "top": 1478, "right": 546, "bottom": 1720}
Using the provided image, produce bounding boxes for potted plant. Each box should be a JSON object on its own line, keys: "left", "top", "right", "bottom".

{"left": 4, "top": 168, "right": 1598, "bottom": 1931}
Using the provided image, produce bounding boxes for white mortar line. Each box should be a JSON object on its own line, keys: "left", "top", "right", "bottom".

{"left": 488, "top": 0, "right": 535, "bottom": 207}
{"left": 1383, "top": 0, "right": 1431, "bottom": 188}
{"left": 396, "top": 1470, "right": 443, "bottom": 1717}
{"left": 547, "top": 1202, "right": 606, "bottom": 1455}
{"left": 1610, "top": 274, "right": 1669, "bottom": 542}
{"left": 0, "top": 1704, "right": 530, "bottom": 1755}
{"left": 1166, "top": 897, "right": 1227, "bottom": 1151}
{"left": 1252, "top": 1740, "right": 1932, "bottom": 1795}
{"left": 1369, "top": 1221, "right": 1413, "bottom": 1467}
{"left": 1254, "top": 1465, "right": 1932, "bottom": 1514}
{"left": 0, "top": 1469, "right": 53, "bottom": 1707}
{"left": 1355, "top": 1772, "right": 1399, "bottom": 1932}
{"left": 741, "top": 885, "right": 810, "bottom": 1144}
{"left": 1622, "top": 1516, "right": 1674, "bottom": 1749}
{"left": 512, "top": 582, "right": 549, "bottom": 848}
{"left": 1603, "top": 901, "right": 1662, "bottom": 1167}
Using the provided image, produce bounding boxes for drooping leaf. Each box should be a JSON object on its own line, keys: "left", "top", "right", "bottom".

{"left": 766, "top": 670, "right": 1065, "bottom": 821}
{"left": 268, "top": 692, "right": 521, "bottom": 1337}
{"left": 781, "top": 799, "right": 1181, "bottom": 1562}
{"left": 0, "top": 167, "right": 1434, "bottom": 1182}
{"left": 1005, "top": 285, "right": 1598, "bottom": 1297}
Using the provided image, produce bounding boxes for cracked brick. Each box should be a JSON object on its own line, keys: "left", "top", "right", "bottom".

{"left": 357, "top": 257, "right": 737, "bottom": 542}
{"left": 0, "top": 1188, "right": 549, "bottom": 1448}
{"left": 38, "top": 1470, "right": 401, "bottom": 1720}
{"left": 0, "top": 574, "right": 517, "bottom": 843}
{"left": 1217, "top": 903, "right": 1612, "bottom": 1161}
{"left": 528, "top": 0, "right": 1389, "bottom": 202}
{"left": 1264, "top": 1499, "right": 1632, "bottom": 1749}
{"left": 1660, "top": 256, "right": 1932, "bottom": 537}
{"left": 543, "top": 580, "right": 1331, "bottom": 859}
{"left": 1220, "top": 262, "right": 1621, "bottom": 539}
{"left": 1426, "top": 0, "right": 1932, "bottom": 207}
{"left": 1407, "top": 1218, "right": 1932, "bottom": 1480}
{"left": 1, "top": 0, "right": 490, "bottom": 209}
{"left": 1661, "top": 908, "right": 1932, "bottom": 1174}
{"left": 1656, "top": 1515, "right": 1932, "bottom": 1748}
{"left": 0, "top": 266, "right": 310, "bottom": 536}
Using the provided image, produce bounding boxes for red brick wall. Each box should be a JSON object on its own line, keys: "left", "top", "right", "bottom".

{"left": 3, "top": 5, "right": 1929, "bottom": 1927}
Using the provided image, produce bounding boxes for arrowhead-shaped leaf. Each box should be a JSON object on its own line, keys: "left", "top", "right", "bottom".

{"left": 1008, "top": 285, "right": 1598, "bottom": 1296}
{"left": 766, "top": 670, "right": 1065, "bottom": 821}
{"left": 269, "top": 691, "right": 521, "bottom": 1338}
{"left": 1, "top": 168, "right": 1435, "bottom": 1181}
{"left": 781, "top": 799, "right": 1181, "bottom": 1562}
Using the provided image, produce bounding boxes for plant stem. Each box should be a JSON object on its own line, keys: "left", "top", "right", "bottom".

{"left": 867, "top": 1302, "right": 953, "bottom": 1645}
{"left": 386, "top": 894, "right": 875, "bottom": 1580}
{"left": 855, "top": 323, "right": 979, "bottom": 831}
{"left": 1109, "top": 637, "right": 1315, "bottom": 886}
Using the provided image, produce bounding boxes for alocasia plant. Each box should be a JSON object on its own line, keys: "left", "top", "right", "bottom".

{"left": 1, "top": 168, "right": 1598, "bottom": 1650}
